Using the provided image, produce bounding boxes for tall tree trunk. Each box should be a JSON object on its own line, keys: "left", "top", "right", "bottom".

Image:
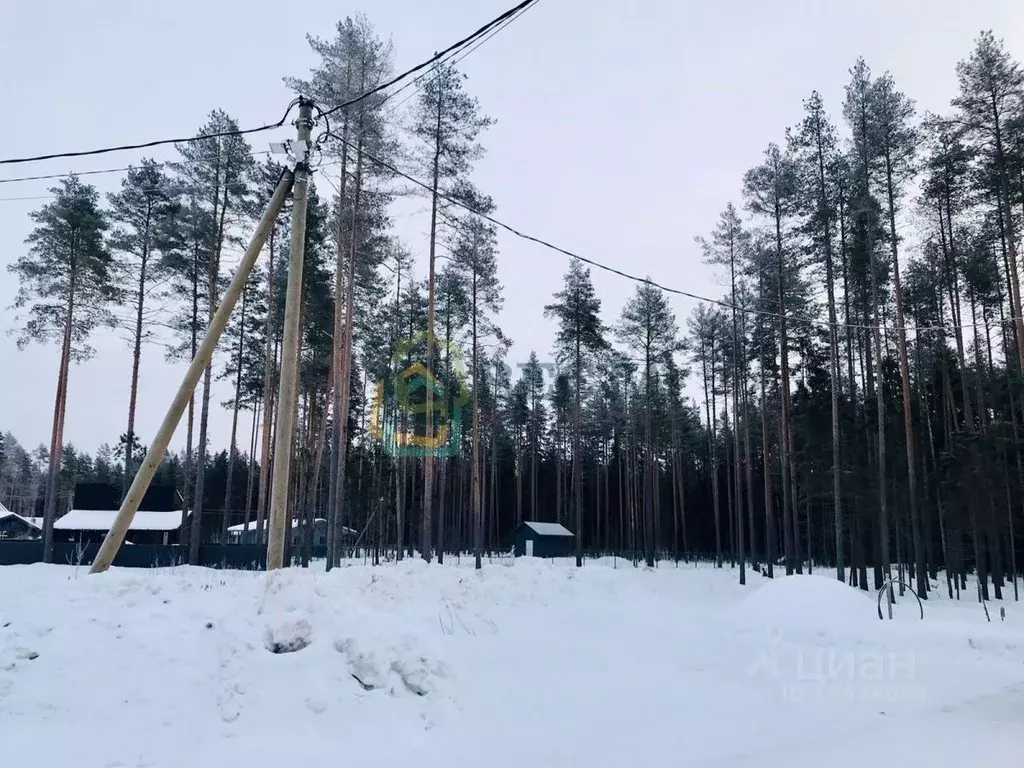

{"left": 938, "top": 203, "right": 970, "bottom": 430}
{"left": 325, "top": 118, "right": 350, "bottom": 571}
{"left": 256, "top": 230, "right": 278, "bottom": 544}
{"left": 812, "top": 124, "right": 843, "bottom": 581}
{"left": 864, "top": 210, "right": 890, "bottom": 600}
{"left": 333, "top": 135, "right": 365, "bottom": 567}
{"left": 43, "top": 266, "right": 76, "bottom": 563}
{"left": 491, "top": 371, "right": 499, "bottom": 555}
{"left": 515, "top": 432, "right": 523, "bottom": 529}
{"left": 530, "top": 381, "right": 539, "bottom": 523}
{"left": 758, "top": 271, "right": 776, "bottom": 578}
{"left": 189, "top": 162, "right": 230, "bottom": 566}
{"left": 123, "top": 204, "right": 152, "bottom": 497}
{"left": 189, "top": 295, "right": 216, "bottom": 563}
{"left": 991, "top": 94, "right": 1024, "bottom": 377}
{"left": 471, "top": 265, "right": 483, "bottom": 569}
{"left": 884, "top": 148, "right": 925, "bottom": 597}
{"left": 179, "top": 238, "right": 199, "bottom": 549}
{"left": 729, "top": 245, "right": 745, "bottom": 583}
{"left": 221, "top": 283, "right": 249, "bottom": 545}
{"left": 702, "top": 332, "right": 722, "bottom": 567}
{"left": 743, "top": 369, "right": 756, "bottom": 569}
{"left": 243, "top": 399, "right": 260, "bottom": 537}
{"left": 574, "top": 328, "right": 584, "bottom": 566}
{"left": 644, "top": 342, "right": 655, "bottom": 568}
{"left": 775, "top": 194, "right": 795, "bottom": 576}
{"left": 422, "top": 84, "right": 446, "bottom": 564}
{"left": 671, "top": 426, "right": 680, "bottom": 562}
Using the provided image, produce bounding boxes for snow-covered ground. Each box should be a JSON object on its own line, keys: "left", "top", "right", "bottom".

{"left": 1, "top": 557, "right": 1022, "bottom": 767}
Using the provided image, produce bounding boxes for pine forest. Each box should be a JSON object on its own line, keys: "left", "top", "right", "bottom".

{"left": 6, "top": 21, "right": 1024, "bottom": 605}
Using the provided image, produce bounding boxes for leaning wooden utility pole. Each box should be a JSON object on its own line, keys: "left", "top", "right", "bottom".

{"left": 89, "top": 171, "right": 295, "bottom": 574}
{"left": 266, "top": 99, "right": 314, "bottom": 571}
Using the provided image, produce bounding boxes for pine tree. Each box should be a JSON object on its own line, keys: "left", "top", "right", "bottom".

{"left": 545, "top": 260, "right": 608, "bottom": 565}
{"left": 689, "top": 305, "right": 723, "bottom": 566}
{"left": 173, "top": 110, "right": 255, "bottom": 564}
{"left": 452, "top": 207, "right": 503, "bottom": 569}
{"left": 508, "top": 378, "right": 530, "bottom": 528}
{"left": 618, "top": 282, "right": 680, "bottom": 567}
{"left": 8, "top": 176, "right": 117, "bottom": 560}
{"left": 521, "top": 352, "right": 547, "bottom": 522}
{"left": 411, "top": 62, "right": 493, "bottom": 561}
{"left": 287, "top": 15, "right": 395, "bottom": 568}
{"left": 107, "top": 159, "right": 180, "bottom": 495}
{"left": 953, "top": 31, "right": 1024, "bottom": 374}
{"left": 699, "top": 204, "right": 750, "bottom": 582}
{"left": 845, "top": 59, "right": 892, "bottom": 592}
{"left": 872, "top": 71, "right": 927, "bottom": 598}
{"left": 743, "top": 142, "right": 801, "bottom": 574}
{"left": 161, "top": 195, "right": 215, "bottom": 538}
{"left": 662, "top": 351, "right": 690, "bottom": 561}
{"left": 790, "top": 91, "right": 844, "bottom": 581}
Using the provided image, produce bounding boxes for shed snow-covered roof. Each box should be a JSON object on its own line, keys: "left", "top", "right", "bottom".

{"left": 54, "top": 510, "right": 183, "bottom": 532}
{"left": 0, "top": 510, "right": 43, "bottom": 530}
{"left": 522, "top": 521, "right": 574, "bottom": 537}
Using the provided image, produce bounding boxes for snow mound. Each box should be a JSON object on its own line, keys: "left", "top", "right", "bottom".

{"left": 264, "top": 615, "right": 312, "bottom": 654}
{"left": 729, "top": 574, "right": 875, "bottom": 632}
{"left": 334, "top": 610, "right": 449, "bottom": 696}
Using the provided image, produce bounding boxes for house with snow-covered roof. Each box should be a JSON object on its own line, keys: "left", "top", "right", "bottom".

{"left": 0, "top": 500, "right": 42, "bottom": 540}
{"left": 54, "top": 482, "right": 184, "bottom": 546}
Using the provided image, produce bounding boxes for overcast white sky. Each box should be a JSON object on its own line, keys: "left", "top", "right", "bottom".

{"left": 1, "top": 0, "right": 1022, "bottom": 456}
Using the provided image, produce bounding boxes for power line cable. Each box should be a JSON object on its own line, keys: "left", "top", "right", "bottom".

{"left": 0, "top": 159, "right": 344, "bottom": 204}
{"left": 0, "top": 101, "right": 304, "bottom": 168}
{"left": 0, "top": 150, "right": 278, "bottom": 186}
{"left": 319, "top": 0, "right": 538, "bottom": 120}
{"left": 367, "top": 3, "right": 528, "bottom": 128}
{"left": 326, "top": 132, "right": 1022, "bottom": 336}
{"left": 382, "top": 2, "right": 530, "bottom": 115}
{"left": 0, "top": 5, "right": 532, "bottom": 186}
{"left": 0, "top": 0, "right": 537, "bottom": 168}
{"left": 312, "top": 0, "right": 533, "bottom": 164}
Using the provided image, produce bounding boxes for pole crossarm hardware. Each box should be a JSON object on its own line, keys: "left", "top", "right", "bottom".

{"left": 89, "top": 169, "right": 295, "bottom": 574}
{"left": 266, "top": 99, "right": 315, "bottom": 571}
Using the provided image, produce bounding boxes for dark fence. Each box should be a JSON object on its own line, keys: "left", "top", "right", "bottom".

{"left": 0, "top": 542, "right": 277, "bottom": 570}
{"left": 0, "top": 541, "right": 728, "bottom": 570}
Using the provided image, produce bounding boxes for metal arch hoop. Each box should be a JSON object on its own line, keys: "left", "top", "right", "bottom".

{"left": 876, "top": 577, "right": 924, "bottom": 620}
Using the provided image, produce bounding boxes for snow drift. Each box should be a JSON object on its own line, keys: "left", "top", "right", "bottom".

{"left": 1, "top": 559, "right": 1022, "bottom": 768}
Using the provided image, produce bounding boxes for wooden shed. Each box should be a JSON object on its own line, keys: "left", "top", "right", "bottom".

{"left": 513, "top": 521, "right": 574, "bottom": 558}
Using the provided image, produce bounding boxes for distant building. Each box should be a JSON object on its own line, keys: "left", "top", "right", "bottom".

{"left": 54, "top": 483, "right": 184, "bottom": 545}
{"left": 513, "top": 521, "right": 574, "bottom": 558}
{"left": 226, "top": 518, "right": 356, "bottom": 547}
{"left": 0, "top": 505, "right": 42, "bottom": 540}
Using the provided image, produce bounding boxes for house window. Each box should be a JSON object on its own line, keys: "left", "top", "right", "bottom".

{"left": 0, "top": 531, "right": 8, "bottom": 539}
